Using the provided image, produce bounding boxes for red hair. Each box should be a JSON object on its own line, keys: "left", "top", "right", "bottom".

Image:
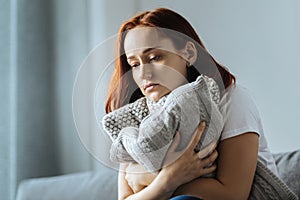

{"left": 105, "top": 8, "right": 235, "bottom": 113}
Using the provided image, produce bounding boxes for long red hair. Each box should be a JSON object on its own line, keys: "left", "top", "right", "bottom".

{"left": 105, "top": 8, "right": 235, "bottom": 113}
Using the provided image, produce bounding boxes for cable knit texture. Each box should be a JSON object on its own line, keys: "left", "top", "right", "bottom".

{"left": 103, "top": 75, "right": 223, "bottom": 171}
{"left": 249, "top": 160, "right": 298, "bottom": 199}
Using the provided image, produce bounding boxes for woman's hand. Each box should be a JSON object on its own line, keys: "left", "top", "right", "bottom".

{"left": 160, "top": 121, "right": 218, "bottom": 191}
{"left": 125, "top": 163, "right": 158, "bottom": 193}
{"left": 123, "top": 121, "right": 218, "bottom": 195}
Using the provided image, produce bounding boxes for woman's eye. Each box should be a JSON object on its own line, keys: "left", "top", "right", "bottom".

{"left": 130, "top": 63, "right": 139, "bottom": 68}
{"left": 149, "top": 55, "right": 161, "bottom": 62}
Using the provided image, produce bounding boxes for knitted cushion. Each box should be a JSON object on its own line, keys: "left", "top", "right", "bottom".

{"left": 249, "top": 160, "right": 298, "bottom": 200}
{"left": 102, "top": 75, "right": 223, "bottom": 171}
{"left": 273, "top": 150, "right": 300, "bottom": 198}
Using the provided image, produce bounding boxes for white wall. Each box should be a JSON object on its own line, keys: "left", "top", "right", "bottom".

{"left": 135, "top": 0, "right": 300, "bottom": 153}
{"left": 79, "top": 0, "right": 141, "bottom": 170}
{"left": 52, "top": 0, "right": 141, "bottom": 173}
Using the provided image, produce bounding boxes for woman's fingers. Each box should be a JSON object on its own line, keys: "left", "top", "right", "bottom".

{"left": 197, "top": 149, "right": 218, "bottom": 176}
{"left": 163, "top": 121, "right": 218, "bottom": 181}
{"left": 201, "top": 149, "right": 218, "bottom": 166}
{"left": 200, "top": 163, "right": 217, "bottom": 175}
{"left": 197, "top": 140, "right": 217, "bottom": 159}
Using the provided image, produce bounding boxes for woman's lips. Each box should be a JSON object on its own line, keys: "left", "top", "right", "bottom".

{"left": 144, "top": 83, "right": 159, "bottom": 92}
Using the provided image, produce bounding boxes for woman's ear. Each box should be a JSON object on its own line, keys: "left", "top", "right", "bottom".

{"left": 181, "top": 41, "right": 198, "bottom": 66}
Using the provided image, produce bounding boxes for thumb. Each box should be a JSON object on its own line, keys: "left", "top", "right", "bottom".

{"left": 163, "top": 132, "right": 181, "bottom": 166}
{"left": 168, "top": 131, "right": 181, "bottom": 153}
{"left": 189, "top": 121, "right": 206, "bottom": 150}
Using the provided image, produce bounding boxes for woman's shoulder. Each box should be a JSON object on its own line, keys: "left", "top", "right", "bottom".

{"left": 224, "top": 83, "right": 251, "bottom": 96}
{"left": 221, "top": 83, "right": 255, "bottom": 105}
{"left": 219, "top": 83, "right": 260, "bottom": 123}
{"left": 220, "top": 83, "right": 264, "bottom": 140}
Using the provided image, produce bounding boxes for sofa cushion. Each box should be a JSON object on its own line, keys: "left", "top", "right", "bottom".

{"left": 16, "top": 166, "right": 118, "bottom": 200}
{"left": 273, "top": 149, "right": 300, "bottom": 198}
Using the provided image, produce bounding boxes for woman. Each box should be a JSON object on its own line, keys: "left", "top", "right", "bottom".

{"left": 105, "top": 8, "right": 278, "bottom": 200}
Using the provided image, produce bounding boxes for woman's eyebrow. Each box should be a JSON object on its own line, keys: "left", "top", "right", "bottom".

{"left": 126, "top": 47, "right": 159, "bottom": 60}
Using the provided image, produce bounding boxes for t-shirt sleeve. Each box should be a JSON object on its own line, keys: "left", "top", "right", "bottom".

{"left": 220, "top": 85, "right": 263, "bottom": 141}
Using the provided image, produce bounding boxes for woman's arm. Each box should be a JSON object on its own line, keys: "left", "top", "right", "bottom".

{"left": 173, "top": 132, "right": 259, "bottom": 200}
{"left": 118, "top": 122, "right": 218, "bottom": 200}
{"left": 118, "top": 163, "right": 134, "bottom": 200}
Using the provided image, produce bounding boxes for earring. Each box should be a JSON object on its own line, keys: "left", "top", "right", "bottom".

{"left": 186, "top": 62, "right": 191, "bottom": 67}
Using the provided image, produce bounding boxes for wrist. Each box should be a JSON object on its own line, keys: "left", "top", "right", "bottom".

{"left": 157, "top": 169, "right": 179, "bottom": 194}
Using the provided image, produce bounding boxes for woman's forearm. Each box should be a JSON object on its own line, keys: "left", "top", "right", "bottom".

{"left": 123, "top": 170, "right": 178, "bottom": 200}
{"left": 173, "top": 177, "right": 233, "bottom": 200}
{"left": 174, "top": 133, "right": 259, "bottom": 200}
{"left": 120, "top": 122, "right": 218, "bottom": 199}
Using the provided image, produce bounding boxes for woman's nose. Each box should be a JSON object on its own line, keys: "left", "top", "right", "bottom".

{"left": 139, "top": 64, "right": 152, "bottom": 80}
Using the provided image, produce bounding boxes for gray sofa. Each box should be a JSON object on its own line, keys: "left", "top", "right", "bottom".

{"left": 16, "top": 150, "right": 300, "bottom": 200}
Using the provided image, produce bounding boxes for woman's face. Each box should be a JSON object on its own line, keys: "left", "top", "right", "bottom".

{"left": 124, "top": 27, "right": 188, "bottom": 102}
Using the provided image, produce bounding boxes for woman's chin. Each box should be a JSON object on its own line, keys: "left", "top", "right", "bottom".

{"left": 146, "top": 93, "right": 162, "bottom": 102}
{"left": 143, "top": 86, "right": 171, "bottom": 102}
{"left": 148, "top": 96, "right": 160, "bottom": 102}
{"left": 147, "top": 92, "right": 170, "bottom": 102}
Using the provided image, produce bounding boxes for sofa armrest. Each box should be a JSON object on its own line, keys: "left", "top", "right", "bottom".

{"left": 16, "top": 167, "right": 118, "bottom": 200}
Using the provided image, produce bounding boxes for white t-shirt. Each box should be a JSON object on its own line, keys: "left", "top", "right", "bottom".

{"left": 219, "top": 84, "right": 278, "bottom": 175}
